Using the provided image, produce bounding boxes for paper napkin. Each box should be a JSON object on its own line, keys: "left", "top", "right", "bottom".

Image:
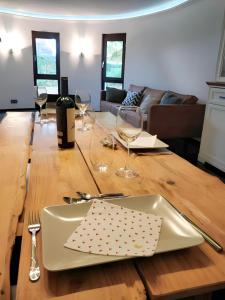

{"left": 130, "top": 135, "right": 157, "bottom": 147}
{"left": 64, "top": 199, "right": 162, "bottom": 257}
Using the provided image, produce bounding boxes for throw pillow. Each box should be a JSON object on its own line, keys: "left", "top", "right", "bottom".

{"left": 140, "top": 93, "right": 159, "bottom": 114}
{"left": 128, "top": 84, "right": 145, "bottom": 93}
{"left": 122, "top": 91, "right": 143, "bottom": 106}
{"left": 160, "top": 91, "right": 183, "bottom": 105}
{"left": 106, "top": 87, "right": 127, "bottom": 103}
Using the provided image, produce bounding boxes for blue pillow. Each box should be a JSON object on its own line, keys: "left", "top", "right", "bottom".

{"left": 160, "top": 91, "right": 182, "bottom": 104}
{"left": 122, "top": 91, "right": 142, "bottom": 106}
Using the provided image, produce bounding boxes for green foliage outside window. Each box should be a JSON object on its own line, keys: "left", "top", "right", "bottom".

{"left": 106, "top": 41, "right": 123, "bottom": 78}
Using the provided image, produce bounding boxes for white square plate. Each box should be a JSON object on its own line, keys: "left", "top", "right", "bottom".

{"left": 112, "top": 131, "right": 168, "bottom": 149}
{"left": 41, "top": 195, "right": 204, "bottom": 271}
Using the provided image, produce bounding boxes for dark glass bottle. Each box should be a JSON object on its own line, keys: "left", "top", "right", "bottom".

{"left": 56, "top": 77, "right": 75, "bottom": 149}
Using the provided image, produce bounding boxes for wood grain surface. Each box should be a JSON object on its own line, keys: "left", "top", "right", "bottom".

{"left": 0, "top": 112, "right": 33, "bottom": 147}
{"left": 14, "top": 112, "right": 225, "bottom": 300}
{"left": 16, "top": 118, "right": 146, "bottom": 300}
{"left": 75, "top": 112, "right": 225, "bottom": 299}
{"left": 0, "top": 112, "right": 33, "bottom": 300}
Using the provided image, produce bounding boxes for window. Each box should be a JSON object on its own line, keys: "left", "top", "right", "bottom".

{"left": 32, "top": 31, "right": 60, "bottom": 94}
{"left": 101, "top": 33, "right": 126, "bottom": 90}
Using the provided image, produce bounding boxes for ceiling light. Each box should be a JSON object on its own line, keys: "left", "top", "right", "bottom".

{"left": 0, "top": 1, "right": 190, "bottom": 21}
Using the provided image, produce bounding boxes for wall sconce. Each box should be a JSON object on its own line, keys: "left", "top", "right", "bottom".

{"left": 0, "top": 31, "right": 24, "bottom": 56}
{"left": 0, "top": 32, "right": 8, "bottom": 56}
{"left": 8, "top": 32, "right": 16, "bottom": 54}
{"left": 74, "top": 37, "right": 93, "bottom": 58}
{"left": 79, "top": 38, "right": 87, "bottom": 57}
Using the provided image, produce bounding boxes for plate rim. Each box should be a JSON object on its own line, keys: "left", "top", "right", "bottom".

{"left": 41, "top": 194, "right": 204, "bottom": 271}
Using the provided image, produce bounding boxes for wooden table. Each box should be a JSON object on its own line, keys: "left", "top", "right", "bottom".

{"left": 16, "top": 115, "right": 146, "bottom": 300}
{"left": 0, "top": 112, "right": 33, "bottom": 300}
{"left": 14, "top": 112, "right": 225, "bottom": 300}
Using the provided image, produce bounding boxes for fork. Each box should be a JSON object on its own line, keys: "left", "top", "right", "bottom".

{"left": 28, "top": 211, "right": 41, "bottom": 281}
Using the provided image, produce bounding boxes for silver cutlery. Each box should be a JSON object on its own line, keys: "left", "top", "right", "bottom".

{"left": 64, "top": 193, "right": 127, "bottom": 204}
{"left": 167, "top": 200, "right": 223, "bottom": 252}
{"left": 28, "top": 211, "right": 41, "bottom": 281}
{"left": 77, "top": 191, "right": 125, "bottom": 200}
{"left": 134, "top": 150, "right": 173, "bottom": 156}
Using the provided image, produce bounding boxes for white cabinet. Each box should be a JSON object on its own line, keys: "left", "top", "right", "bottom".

{"left": 198, "top": 84, "right": 225, "bottom": 172}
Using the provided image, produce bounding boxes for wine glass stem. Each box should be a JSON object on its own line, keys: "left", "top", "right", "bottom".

{"left": 124, "top": 142, "right": 130, "bottom": 171}
{"left": 81, "top": 113, "right": 84, "bottom": 129}
{"left": 40, "top": 105, "right": 42, "bottom": 123}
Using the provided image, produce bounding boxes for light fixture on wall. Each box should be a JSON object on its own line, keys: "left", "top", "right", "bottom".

{"left": 7, "top": 31, "right": 24, "bottom": 56}
{"left": 0, "top": 32, "right": 13, "bottom": 54}
{"left": 0, "top": 32, "right": 8, "bottom": 56}
{"left": 8, "top": 32, "right": 16, "bottom": 54}
{"left": 74, "top": 37, "right": 93, "bottom": 58}
{"left": 0, "top": 30, "right": 25, "bottom": 56}
{"left": 79, "top": 38, "right": 87, "bottom": 57}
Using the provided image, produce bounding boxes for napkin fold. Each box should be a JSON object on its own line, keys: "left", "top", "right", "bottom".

{"left": 130, "top": 135, "right": 157, "bottom": 147}
{"left": 64, "top": 199, "right": 162, "bottom": 257}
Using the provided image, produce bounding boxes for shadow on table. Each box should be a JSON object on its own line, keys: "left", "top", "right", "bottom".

{"left": 46, "top": 260, "right": 140, "bottom": 297}
{"left": 135, "top": 246, "right": 213, "bottom": 275}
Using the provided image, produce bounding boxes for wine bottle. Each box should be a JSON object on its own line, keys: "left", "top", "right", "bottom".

{"left": 56, "top": 77, "right": 75, "bottom": 148}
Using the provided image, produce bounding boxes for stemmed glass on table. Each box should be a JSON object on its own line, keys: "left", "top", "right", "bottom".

{"left": 34, "top": 86, "right": 48, "bottom": 124}
{"left": 75, "top": 91, "right": 92, "bottom": 131}
{"left": 116, "top": 106, "right": 143, "bottom": 178}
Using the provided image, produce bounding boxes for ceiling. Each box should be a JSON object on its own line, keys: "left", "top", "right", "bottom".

{"left": 0, "top": 0, "right": 191, "bottom": 20}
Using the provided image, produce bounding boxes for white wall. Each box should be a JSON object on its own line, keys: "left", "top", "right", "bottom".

{"left": 0, "top": 0, "right": 224, "bottom": 110}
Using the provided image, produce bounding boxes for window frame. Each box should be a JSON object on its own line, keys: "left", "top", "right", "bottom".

{"left": 101, "top": 33, "right": 126, "bottom": 90}
{"left": 32, "top": 30, "right": 60, "bottom": 94}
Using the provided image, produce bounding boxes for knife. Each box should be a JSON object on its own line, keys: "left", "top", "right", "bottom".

{"left": 167, "top": 200, "right": 223, "bottom": 253}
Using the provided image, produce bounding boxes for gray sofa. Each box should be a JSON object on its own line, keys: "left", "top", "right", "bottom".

{"left": 100, "top": 84, "right": 205, "bottom": 139}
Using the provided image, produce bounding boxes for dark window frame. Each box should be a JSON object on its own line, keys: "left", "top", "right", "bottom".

{"left": 32, "top": 30, "right": 60, "bottom": 95}
{"left": 101, "top": 33, "right": 126, "bottom": 90}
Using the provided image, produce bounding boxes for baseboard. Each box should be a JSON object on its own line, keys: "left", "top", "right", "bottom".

{"left": 0, "top": 108, "right": 36, "bottom": 112}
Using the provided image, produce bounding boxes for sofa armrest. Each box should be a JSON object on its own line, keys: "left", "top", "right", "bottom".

{"left": 100, "top": 90, "right": 106, "bottom": 101}
{"left": 147, "top": 104, "right": 206, "bottom": 139}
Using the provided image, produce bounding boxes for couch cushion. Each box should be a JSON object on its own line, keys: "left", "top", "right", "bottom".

{"left": 106, "top": 87, "right": 127, "bottom": 103}
{"left": 170, "top": 91, "right": 198, "bottom": 104}
{"left": 160, "top": 91, "right": 183, "bottom": 104}
{"left": 122, "top": 91, "right": 143, "bottom": 106}
{"left": 145, "top": 88, "right": 165, "bottom": 104}
{"left": 100, "top": 100, "right": 120, "bottom": 115}
{"left": 140, "top": 92, "right": 161, "bottom": 114}
{"left": 100, "top": 101, "right": 147, "bottom": 129}
{"left": 123, "top": 110, "right": 148, "bottom": 130}
{"left": 128, "top": 84, "right": 145, "bottom": 93}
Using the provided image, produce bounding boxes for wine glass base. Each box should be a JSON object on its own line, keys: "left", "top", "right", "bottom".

{"left": 94, "top": 163, "right": 110, "bottom": 173}
{"left": 115, "top": 167, "right": 139, "bottom": 178}
{"left": 35, "top": 118, "right": 47, "bottom": 125}
{"left": 77, "top": 126, "right": 90, "bottom": 132}
{"left": 35, "top": 119, "right": 42, "bottom": 125}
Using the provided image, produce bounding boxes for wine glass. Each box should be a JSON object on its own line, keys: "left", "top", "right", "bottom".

{"left": 116, "top": 106, "right": 143, "bottom": 178}
{"left": 75, "top": 90, "right": 91, "bottom": 131}
{"left": 89, "top": 131, "right": 115, "bottom": 173}
{"left": 34, "top": 86, "right": 48, "bottom": 124}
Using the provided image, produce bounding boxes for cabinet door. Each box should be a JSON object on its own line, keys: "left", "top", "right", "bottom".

{"left": 198, "top": 104, "right": 225, "bottom": 171}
